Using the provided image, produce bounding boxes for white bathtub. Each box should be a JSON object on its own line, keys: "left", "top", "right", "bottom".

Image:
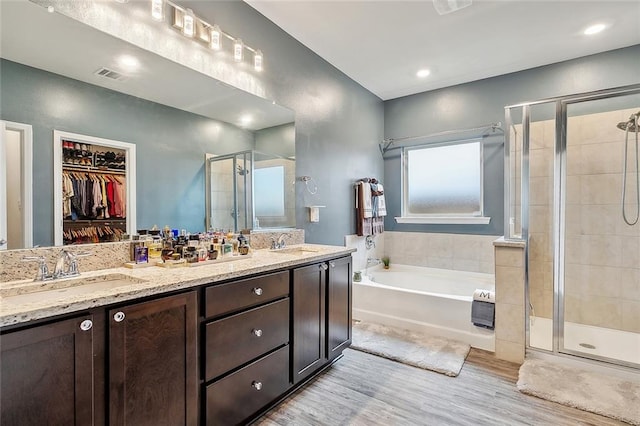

{"left": 353, "top": 264, "right": 495, "bottom": 351}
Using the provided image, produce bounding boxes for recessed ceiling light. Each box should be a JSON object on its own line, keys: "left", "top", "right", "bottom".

{"left": 583, "top": 23, "right": 606, "bottom": 35}
{"left": 416, "top": 69, "right": 431, "bottom": 78}
{"left": 118, "top": 55, "right": 139, "bottom": 72}
{"left": 240, "top": 115, "right": 253, "bottom": 125}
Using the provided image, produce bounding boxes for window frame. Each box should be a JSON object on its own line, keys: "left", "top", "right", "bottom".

{"left": 397, "top": 138, "right": 490, "bottom": 225}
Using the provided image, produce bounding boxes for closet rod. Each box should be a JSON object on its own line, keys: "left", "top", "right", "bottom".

{"left": 379, "top": 122, "right": 503, "bottom": 155}
{"left": 63, "top": 166, "right": 126, "bottom": 176}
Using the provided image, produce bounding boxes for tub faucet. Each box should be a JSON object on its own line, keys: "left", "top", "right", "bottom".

{"left": 366, "top": 257, "right": 381, "bottom": 266}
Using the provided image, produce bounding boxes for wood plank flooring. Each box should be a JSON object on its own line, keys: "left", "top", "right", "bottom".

{"left": 255, "top": 348, "right": 626, "bottom": 426}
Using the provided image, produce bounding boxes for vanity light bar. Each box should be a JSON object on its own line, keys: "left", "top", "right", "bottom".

{"left": 160, "top": 0, "right": 264, "bottom": 72}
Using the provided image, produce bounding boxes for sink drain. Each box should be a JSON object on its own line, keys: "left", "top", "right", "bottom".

{"left": 579, "top": 343, "right": 596, "bottom": 349}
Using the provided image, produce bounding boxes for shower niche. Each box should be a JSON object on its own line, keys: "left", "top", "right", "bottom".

{"left": 205, "top": 150, "right": 295, "bottom": 232}
{"left": 505, "top": 85, "right": 640, "bottom": 369}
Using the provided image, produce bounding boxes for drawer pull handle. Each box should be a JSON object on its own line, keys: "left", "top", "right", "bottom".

{"left": 80, "top": 319, "right": 93, "bottom": 331}
{"left": 330, "top": 261, "right": 336, "bottom": 268}
{"left": 252, "top": 329, "right": 263, "bottom": 337}
{"left": 252, "top": 381, "right": 263, "bottom": 391}
{"left": 113, "top": 311, "right": 126, "bottom": 322}
{"left": 320, "top": 264, "right": 328, "bottom": 271}
{"left": 252, "top": 287, "right": 263, "bottom": 296}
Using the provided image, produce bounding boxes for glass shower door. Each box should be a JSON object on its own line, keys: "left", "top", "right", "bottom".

{"left": 560, "top": 94, "right": 640, "bottom": 367}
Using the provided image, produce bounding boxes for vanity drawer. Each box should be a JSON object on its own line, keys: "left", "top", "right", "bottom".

{"left": 205, "top": 270, "right": 289, "bottom": 318}
{"left": 205, "top": 298, "right": 289, "bottom": 381}
{"left": 206, "top": 345, "right": 290, "bottom": 426}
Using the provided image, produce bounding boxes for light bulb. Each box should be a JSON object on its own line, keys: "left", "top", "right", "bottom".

{"left": 210, "top": 25, "right": 221, "bottom": 50}
{"left": 183, "top": 9, "right": 195, "bottom": 38}
{"left": 254, "top": 50, "right": 263, "bottom": 72}
{"left": 151, "top": 0, "right": 163, "bottom": 21}
{"left": 234, "top": 38, "right": 244, "bottom": 62}
{"left": 583, "top": 23, "right": 606, "bottom": 35}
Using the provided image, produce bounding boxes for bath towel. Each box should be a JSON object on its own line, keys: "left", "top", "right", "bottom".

{"left": 471, "top": 300, "right": 495, "bottom": 329}
{"left": 361, "top": 182, "right": 373, "bottom": 218}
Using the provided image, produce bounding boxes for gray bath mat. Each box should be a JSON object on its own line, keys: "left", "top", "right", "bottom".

{"left": 350, "top": 321, "right": 470, "bottom": 377}
{"left": 517, "top": 358, "right": 640, "bottom": 425}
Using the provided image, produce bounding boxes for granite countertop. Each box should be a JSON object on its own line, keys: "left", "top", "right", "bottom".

{"left": 0, "top": 244, "right": 355, "bottom": 328}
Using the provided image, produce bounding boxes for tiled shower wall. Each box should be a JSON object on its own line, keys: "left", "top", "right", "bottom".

{"left": 527, "top": 108, "right": 640, "bottom": 333}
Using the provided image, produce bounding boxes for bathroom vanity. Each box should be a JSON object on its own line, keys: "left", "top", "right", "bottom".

{"left": 0, "top": 244, "right": 354, "bottom": 425}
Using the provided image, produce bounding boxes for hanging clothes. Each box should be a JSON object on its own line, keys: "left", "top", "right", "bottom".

{"left": 63, "top": 171, "right": 125, "bottom": 220}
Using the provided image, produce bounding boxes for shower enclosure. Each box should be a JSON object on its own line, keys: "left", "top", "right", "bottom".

{"left": 205, "top": 150, "right": 295, "bottom": 232}
{"left": 505, "top": 84, "right": 640, "bottom": 369}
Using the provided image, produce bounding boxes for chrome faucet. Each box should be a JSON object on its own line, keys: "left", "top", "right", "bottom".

{"left": 270, "top": 233, "right": 288, "bottom": 250}
{"left": 366, "top": 257, "right": 382, "bottom": 266}
{"left": 22, "top": 250, "right": 91, "bottom": 281}
{"left": 22, "top": 256, "right": 52, "bottom": 281}
{"left": 53, "top": 250, "right": 75, "bottom": 278}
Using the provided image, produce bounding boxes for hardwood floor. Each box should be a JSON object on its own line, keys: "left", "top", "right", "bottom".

{"left": 255, "top": 348, "right": 626, "bottom": 426}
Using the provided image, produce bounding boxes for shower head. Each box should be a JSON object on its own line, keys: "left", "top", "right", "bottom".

{"left": 617, "top": 111, "right": 640, "bottom": 132}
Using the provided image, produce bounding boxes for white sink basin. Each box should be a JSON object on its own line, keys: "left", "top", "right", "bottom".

{"left": 270, "top": 246, "right": 321, "bottom": 256}
{"left": 0, "top": 274, "right": 147, "bottom": 306}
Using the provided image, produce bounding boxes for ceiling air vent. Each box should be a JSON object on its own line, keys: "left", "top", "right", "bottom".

{"left": 94, "top": 67, "right": 126, "bottom": 81}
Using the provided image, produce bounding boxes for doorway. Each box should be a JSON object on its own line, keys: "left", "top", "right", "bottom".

{"left": 0, "top": 120, "right": 33, "bottom": 250}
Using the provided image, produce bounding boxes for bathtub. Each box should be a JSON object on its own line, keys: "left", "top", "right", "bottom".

{"left": 353, "top": 264, "right": 495, "bottom": 351}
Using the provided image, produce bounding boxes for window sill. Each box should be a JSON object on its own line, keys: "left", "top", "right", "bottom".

{"left": 394, "top": 216, "right": 491, "bottom": 225}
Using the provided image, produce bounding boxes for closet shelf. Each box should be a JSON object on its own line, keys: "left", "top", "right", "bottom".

{"left": 62, "top": 164, "right": 126, "bottom": 175}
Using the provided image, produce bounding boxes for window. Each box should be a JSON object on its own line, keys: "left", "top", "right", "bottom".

{"left": 254, "top": 165, "right": 285, "bottom": 216}
{"left": 397, "top": 139, "right": 490, "bottom": 224}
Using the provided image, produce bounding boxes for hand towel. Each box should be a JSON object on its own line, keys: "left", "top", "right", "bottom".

{"left": 471, "top": 300, "right": 495, "bottom": 329}
{"left": 473, "top": 289, "right": 495, "bottom": 304}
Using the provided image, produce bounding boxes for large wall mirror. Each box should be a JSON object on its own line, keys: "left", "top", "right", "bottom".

{"left": 0, "top": 0, "right": 295, "bottom": 250}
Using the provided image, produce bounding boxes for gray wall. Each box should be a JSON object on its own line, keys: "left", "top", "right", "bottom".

{"left": 383, "top": 44, "right": 640, "bottom": 236}
{"left": 1, "top": 59, "right": 255, "bottom": 246}
{"left": 186, "top": 1, "right": 385, "bottom": 245}
{"left": 255, "top": 123, "right": 295, "bottom": 159}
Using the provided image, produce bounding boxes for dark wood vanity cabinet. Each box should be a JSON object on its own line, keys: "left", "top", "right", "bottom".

{"left": 292, "top": 262, "right": 327, "bottom": 384}
{"left": 203, "top": 271, "right": 291, "bottom": 425}
{"left": 292, "top": 255, "right": 353, "bottom": 383}
{"left": 0, "top": 252, "right": 352, "bottom": 426}
{"left": 0, "top": 313, "right": 105, "bottom": 426}
{"left": 108, "top": 291, "right": 198, "bottom": 426}
{"left": 327, "top": 256, "right": 353, "bottom": 361}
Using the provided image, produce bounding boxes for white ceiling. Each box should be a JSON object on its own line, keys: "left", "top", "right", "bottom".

{"left": 246, "top": 0, "right": 640, "bottom": 100}
{"left": 0, "top": 0, "right": 294, "bottom": 131}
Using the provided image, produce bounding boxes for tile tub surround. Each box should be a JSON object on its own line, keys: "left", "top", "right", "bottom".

{"left": 383, "top": 231, "right": 498, "bottom": 274}
{"left": 345, "top": 234, "right": 385, "bottom": 272}
{"left": 494, "top": 237, "right": 526, "bottom": 364}
{"left": 0, "top": 243, "right": 354, "bottom": 327}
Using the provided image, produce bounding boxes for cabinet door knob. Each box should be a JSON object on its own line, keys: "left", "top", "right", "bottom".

{"left": 320, "top": 264, "right": 328, "bottom": 271}
{"left": 329, "top": 261, "right": 336, "bottom": 268}
{"left": 80, "top": 319, "right": 93, "bottom": 331}
{"left": 113, "top": 311, "right": 126, "bottom": 322}
{"left": 252, "top": 287, "right": 263, "bottom": 296}
{"left": 252, "top": 328, "right": 263, "bottom": 337}
{"left": 252, "top": 381, "right": 263, "bottom": 391}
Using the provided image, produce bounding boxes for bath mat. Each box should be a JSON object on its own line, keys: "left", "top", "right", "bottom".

{"left": 350, "top": 321, "right": 470, "bottom": 377}
{"left": 517, "top": 358, "right": 640, "bottom": 425}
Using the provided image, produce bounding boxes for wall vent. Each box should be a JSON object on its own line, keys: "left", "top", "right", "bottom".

{"left": 94, "top": 67, "right": 126, "bottom": 81}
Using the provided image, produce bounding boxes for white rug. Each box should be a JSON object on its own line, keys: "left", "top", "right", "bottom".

{"left": 517, "top": 358, "right": 640, "bottom": 425}
{"left": 350, "top": 321, "right": 470, "bottom": 377}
